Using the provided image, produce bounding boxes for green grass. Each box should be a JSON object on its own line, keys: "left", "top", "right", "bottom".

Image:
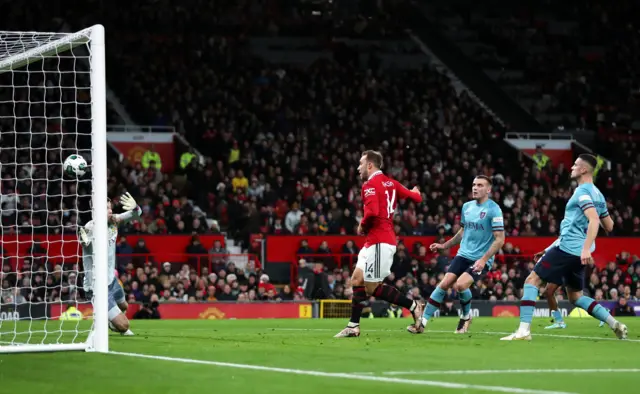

{"left": 1, "top": 317, "right": 639, "bottom": 394}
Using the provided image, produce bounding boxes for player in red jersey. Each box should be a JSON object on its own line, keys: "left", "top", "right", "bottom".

{"left": 335, "top": 150, "right": 425, "bottom": 337}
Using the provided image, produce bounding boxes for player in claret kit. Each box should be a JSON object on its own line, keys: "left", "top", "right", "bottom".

{"left": 501, "top": 154, "right": 627, "bottom": 341}
{"left": 409, "top": 175, "right": 505, "bottom": 334}
{"left": 79, "top": 193, "right": 141, "bottom": 336}
{"left": 334, "top": 150, "right": 424, "bottom": 338}
{"left": 533, "top": 241, "right": 568, "bottom": 330}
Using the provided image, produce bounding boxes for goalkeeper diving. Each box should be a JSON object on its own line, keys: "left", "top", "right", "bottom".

{"left": 79, "top": 193, "right": 141, "bottom": 336}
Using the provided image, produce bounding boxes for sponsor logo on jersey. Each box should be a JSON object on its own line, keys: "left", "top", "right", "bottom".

{"left": 466, "top": 222, "right": 485, "bottom": 231}
{"left": 492, "top": 217, "right": 504, "bottom": 225}
{"left": 382, "top": 181, "right": 394, "bottom": 187}
{"left": 364, "top": 188, "right": 376, "bottom": 197}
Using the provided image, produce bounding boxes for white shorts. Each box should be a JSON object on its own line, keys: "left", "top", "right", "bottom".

{"left": 356, "top": 243, "right": 396, "bottom": 282}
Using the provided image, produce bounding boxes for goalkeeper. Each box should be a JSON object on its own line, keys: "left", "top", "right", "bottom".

{"left": 79, "top": 193, "right": 141, "bottom": 336}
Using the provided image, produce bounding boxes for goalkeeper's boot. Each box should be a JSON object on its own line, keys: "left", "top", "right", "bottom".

{"left": 122, "top": 329, "right": 135, "bottom": 336}
{"left": 334, "top": 325, "right": 360, "bottom": 338}
{"left": 500, "top": 330, "right": 532, "bottom": 341}
{"left": 454, "top": 317, "right": 472, "bottom": 334}
{"left": 544, "top": 321, "right": 566, "bottom": 330}
{"left": 612, "top": 321, "right": 628, "bottom": 340}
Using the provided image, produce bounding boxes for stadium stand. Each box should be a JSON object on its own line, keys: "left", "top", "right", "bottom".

{"left": 422, "top": 0, "right": 640, "bottom": 132}
{"left": 0, "top": 0, "right": 638, "bottom": 307}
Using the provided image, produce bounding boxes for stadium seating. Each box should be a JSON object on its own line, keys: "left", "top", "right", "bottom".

{"left": 1, "top": 0, "right": 639, "bottom": 306}
{"left": 423, "top": 0, "right": 640, "bottom": 132}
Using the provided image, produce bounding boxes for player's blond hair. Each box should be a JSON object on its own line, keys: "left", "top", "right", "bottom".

{"left": 362, "top": 150, "right": 383, "bottom": 170}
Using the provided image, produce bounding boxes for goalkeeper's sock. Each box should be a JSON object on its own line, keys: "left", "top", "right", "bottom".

{"left": 518, "top": 284, "right": 538, "bottom": 332}
{"left": 348, "top": 286, "right": 367, "bottom": 327}
{"left": 575, "top": 296, "right": 616, "bottom": 329}
{"left": 423, "top": 286, "right": 446, "bottom": 321}
{"left": 373, "top": 284, "right": 414, "bottom": 311}
{"left": 459, "top": 289, "right": 473, "bottom": 319}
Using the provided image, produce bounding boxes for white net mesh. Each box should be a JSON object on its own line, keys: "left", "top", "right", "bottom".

{"left": 0, "top": 30, "right": 96, "bottom": 348}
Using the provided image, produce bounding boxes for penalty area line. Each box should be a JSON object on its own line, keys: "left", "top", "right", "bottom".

{"left": 109, "top": 351, "right": 575, "bottom": 394}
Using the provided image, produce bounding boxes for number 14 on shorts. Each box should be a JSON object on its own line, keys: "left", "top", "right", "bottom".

{"left": 365, "top": 262, "right": 374, "bottom": 278}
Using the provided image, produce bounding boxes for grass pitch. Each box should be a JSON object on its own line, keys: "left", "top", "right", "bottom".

{"left": 1, "top": 317, "right": 639, "bottom": 394}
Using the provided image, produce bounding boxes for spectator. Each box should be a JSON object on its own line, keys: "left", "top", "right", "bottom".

{"left": 258, "top": 274, "right": 276, "bottom": 295}
{"left": 209, "top": 240, "right": 229, "bottom": 270}
{"left": 186, "top": 234, "right": 207, "bottom": 267}
{"left": 285, "top": 203, "right": 303, "bottom": 234}
{"left": 133, "top": 294, "right": 161, "bottom": 319}
{"left": 614, "top": 297, "right": 635, "bottom": 317}
{"left": 231, "top": 169, "right": 248, "bottom": 192}
{"left": 132, "top": 238, "right": 150, "bottom": 267}
{"left": 116, "top": 236, "right": 133, "bottom": 271}
{"left": 217, "top": 284, "right": 237, "bottom": 301}
{"left": 297, "top": 240, "right": 314, "bottom": 255}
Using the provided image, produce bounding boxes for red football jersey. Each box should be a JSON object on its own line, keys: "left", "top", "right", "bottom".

{"left": 360, "top": 171, "right": 423, "bottom": 247}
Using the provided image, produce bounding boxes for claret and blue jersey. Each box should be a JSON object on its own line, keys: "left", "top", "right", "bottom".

{"left": 458, "top": 199, "right": 504, "bottom": 268}
{"left": 558, "top": 183, "right": 609, "bottom": 256}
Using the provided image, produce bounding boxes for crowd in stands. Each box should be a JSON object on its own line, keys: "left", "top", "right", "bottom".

{"left": 1, "top": 0, "right": 638, "bottom": 241}
{"left": 3, "top": 237, "right": 639, "bottom": 309}
{"left": 296, "top": 240, "right": 640, "bottom": 303}
{"left": 92, "top": 0, "right": 638, "bottom": 241}
{"left": 0, "top": 1, "right": 639, "bottom": 316}
{"left": 425, "top": 0, "right": 640, "bottom": 132}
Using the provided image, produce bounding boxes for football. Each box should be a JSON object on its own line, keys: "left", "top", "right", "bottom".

{"left": 63, "top": 154, "right": 87, "bottom": 177}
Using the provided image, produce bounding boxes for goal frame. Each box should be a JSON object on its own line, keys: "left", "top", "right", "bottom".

{"left": 0, "top": 24, "right": 108, "bottom": 354}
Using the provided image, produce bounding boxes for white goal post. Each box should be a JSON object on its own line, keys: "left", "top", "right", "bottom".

{"left": 0, "top": 25, "right": 108, "bottom": 353}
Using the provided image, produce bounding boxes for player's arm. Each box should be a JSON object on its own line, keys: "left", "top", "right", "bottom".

{"left": 430, "top": 226, "right": 464, "bottom": 252}
{"left": 582, "top": 206, "right": 600, "bottom": 264}
{"left": 598, "top": 207, "right": 614, "bottom": 233}
{"left": 359, "top": 185, "right": 380, "bottom": 233}
{"left": 432, "top": 205, "right": 466, "bottom": 251}
{"left": 443, "top": 227, "right": 464, "bottom": 249}
{"left": 113, "top": 192, "right": 142, "bottom": 224}
{"left": 600, "top": 215, "right": 614, "bottom": 234}
{"left": 479, "top": 230, "right": 505, "bottom": 263}
{"left": 475, "top": 210, "right": 505, "bottom": 268}
{"left": 392, "top": 180, "right": 422, "bottom": 203}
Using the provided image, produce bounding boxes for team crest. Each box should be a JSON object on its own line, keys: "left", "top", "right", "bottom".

{"left": 480, "top": 211, "right": 486, "bottom": 219}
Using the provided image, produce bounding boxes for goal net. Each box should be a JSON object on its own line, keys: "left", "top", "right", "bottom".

{"left": 0, "top": 25, "right": 109, "bottom": 353}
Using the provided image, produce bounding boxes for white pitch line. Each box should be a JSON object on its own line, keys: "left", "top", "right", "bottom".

{"left": 363, "top": 368, "right": 640, "bottom": 376}
{"left": 430, "top": 330, "right": 640, "bottom": 343}
{"left": 273, "top": 328, "right": 640, "bottom": 342}
{"left": 109, "top": 351, "right": 575, "bottom": 394}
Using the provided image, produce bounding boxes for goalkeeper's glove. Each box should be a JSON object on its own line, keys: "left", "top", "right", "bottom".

{"left": 119, "top": 192, "right": 138, "bottom": 211}
{"left": 78, "top": 227, "right": 91, "bottom": 247}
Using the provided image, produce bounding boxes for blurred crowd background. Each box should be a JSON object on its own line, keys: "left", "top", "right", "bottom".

{"left": 0, "top": 0, "right": 639, "bottom": 310}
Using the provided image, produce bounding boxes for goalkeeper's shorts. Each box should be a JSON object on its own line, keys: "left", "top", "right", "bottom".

{"left": 87, "top": 278, "right": 126, "bottom": 321}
